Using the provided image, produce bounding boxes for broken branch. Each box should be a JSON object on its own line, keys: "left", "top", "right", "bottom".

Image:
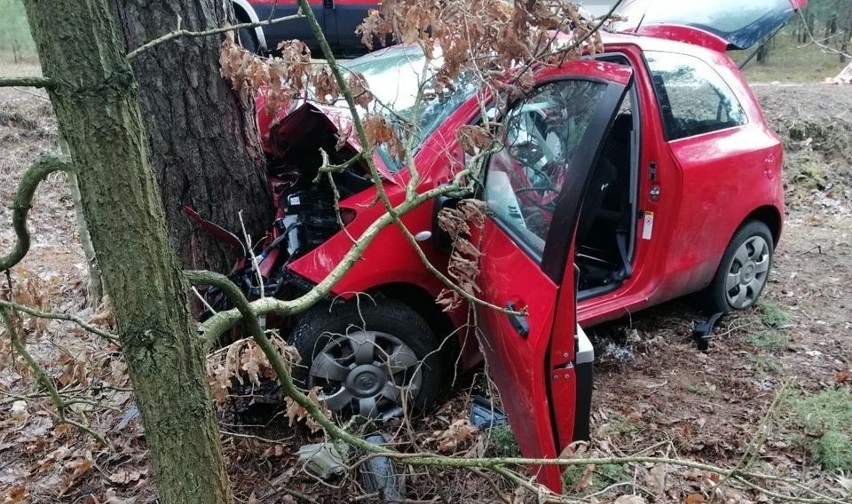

{"left": 0, "top": 76, "right": 55, "bottom": 89}
{"left": 0, "top": 299, "right": 119, "bottom": 343}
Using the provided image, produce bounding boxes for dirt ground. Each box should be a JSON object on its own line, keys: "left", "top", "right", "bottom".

{"left": 1, "top": 61, "right": 851, "bottom": 503}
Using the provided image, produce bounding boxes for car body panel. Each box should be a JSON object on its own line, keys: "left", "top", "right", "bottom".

{"left": 613, "top": 0, "right": 808, "bottom": 50}
{"left": 245, "top": 0, "right": 381, "bottom": 55}
{"left": 473, "top": 65, "right": 630, "bottom": 492}
{"left": 258, "top": 33, "right": 784, "bottom": 338}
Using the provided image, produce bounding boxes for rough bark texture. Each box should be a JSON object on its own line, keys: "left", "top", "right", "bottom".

{"left": 22, "top": 2, "right": 232, "bottom": 503}
{"left": 109, "top": 0, "right": 271, "bottom": 272}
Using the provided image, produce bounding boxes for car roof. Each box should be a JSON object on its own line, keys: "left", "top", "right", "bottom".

{"left": 599, "top": 30, "right": 720, "bottom": 59}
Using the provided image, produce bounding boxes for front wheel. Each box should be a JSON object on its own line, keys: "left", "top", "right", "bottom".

{"left": 704, "top": 220, "right": 774, "bottom": 312}
{"left": 289, "top": 299, "right": 445, "bottom": 418}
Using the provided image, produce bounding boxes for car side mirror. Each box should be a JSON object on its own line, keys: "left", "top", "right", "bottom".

{"left": 432, "top": 195, "right": 459, "bottom": 252}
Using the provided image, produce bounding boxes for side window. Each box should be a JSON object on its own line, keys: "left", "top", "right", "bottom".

{"left": 484, "top": 79, "right": 608, "bottom": 255}
{"left": 645, "top": 51, "right": 747, "bottom": 141}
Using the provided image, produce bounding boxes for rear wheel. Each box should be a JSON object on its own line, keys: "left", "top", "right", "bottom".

{"left": 705, "top": 220, "right": 774, "bottom": 312}
{"left": 289, "top": 299, "right": 445, "bottom": 418}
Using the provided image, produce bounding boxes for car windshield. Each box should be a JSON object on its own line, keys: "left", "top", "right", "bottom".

{"left": 341, "top": 45, "right": 478, "bottom": 159}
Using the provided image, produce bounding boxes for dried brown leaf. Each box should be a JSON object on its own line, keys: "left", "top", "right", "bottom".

{"left": 364, "top": 114, "right": 405, "bottom": 160}
{"left": 456, "top": 125, "right": 493, "bottom": 155}
{"left": 426, "top": 418, "right": 478, "bottom": 453}
{"left": 108, "top": 469, "right": 143, "bottom": 486}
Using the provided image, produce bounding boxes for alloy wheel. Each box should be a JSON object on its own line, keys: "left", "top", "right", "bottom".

{"left": 724, "top": 235, "right": 770, "bottom": 309}
{"left": 308, "top": 330, "right": 422, "bottom": 418}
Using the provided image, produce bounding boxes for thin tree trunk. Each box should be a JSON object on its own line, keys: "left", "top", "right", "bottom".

{"left": 67, "top": 171, "right": 102, "bottom": 308}
{"left": 109, "top": 0, "right": 272, "bottom": 272}
{"left": 22, "top": 2, "right": 231, "bottom": 503}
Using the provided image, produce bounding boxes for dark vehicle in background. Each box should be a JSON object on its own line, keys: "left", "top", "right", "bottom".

{"left": 232, "top": 0, "right": 382, "bottom": 55}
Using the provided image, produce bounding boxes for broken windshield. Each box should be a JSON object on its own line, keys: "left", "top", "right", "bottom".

{"left": 341, "top": 45, "right": 478, "bottom": 149}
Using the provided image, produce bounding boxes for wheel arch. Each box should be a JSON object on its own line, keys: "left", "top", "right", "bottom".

{"left": 741, "top": 205, "right": 782, "bottom": 246}
{"left": 231, "top": 0, "right": 267, "bottom": 51}
{"left": 368, "top": 282, "right": 460, "bottom": 360}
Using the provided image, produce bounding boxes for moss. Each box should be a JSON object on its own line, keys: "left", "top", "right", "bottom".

{"left": 487, "top": 425, "right": 520, "bottom": 458}
{"left": 787, "top": 388, "right": 852, "bottom": 471}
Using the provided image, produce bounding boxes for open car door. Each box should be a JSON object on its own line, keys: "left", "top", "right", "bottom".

{"left": 612, "top": 0, "right": 808, "bottom": 51}
{"left": 475, "top": 61, "right": 632, "bottom": 492}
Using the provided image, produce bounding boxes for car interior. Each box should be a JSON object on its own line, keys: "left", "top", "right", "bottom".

{"left": 575, "top": 54, "right": 640, "bottom": 299}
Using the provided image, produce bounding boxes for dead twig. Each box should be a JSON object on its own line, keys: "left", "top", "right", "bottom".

{"left": 126, "top": 13, "right": 303, "bottom": 59}
{"left": 0, "top": 299, "right": 119, "bottom": 343}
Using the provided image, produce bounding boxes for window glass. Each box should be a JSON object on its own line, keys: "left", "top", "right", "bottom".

{"left": 484, "top": 80, "right": 607, "bottom": 254}
{"left": 645, "top": 51, "right": 746, "bottom": 140}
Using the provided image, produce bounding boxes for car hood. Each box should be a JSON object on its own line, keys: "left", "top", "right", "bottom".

{"left": 611, "top": 0, "right": 807, "bottom": 51}
{"left": 258, "top": 96, "right": 400, "bottom": 184}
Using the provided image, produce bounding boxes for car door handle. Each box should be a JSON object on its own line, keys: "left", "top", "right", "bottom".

{"left": 506, "top": 302, "right": 529, "bottom": 338}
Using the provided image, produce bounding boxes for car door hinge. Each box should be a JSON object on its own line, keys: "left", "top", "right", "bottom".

{"left": 649, "top": 162, "right": 657, "bottom": 182}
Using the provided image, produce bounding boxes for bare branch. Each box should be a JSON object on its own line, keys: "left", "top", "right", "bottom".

{"left": 0, "top": 76, "right": 55, "bottom": 89}
{"left": 0, "top": 155, "right": 72, "bottom": 271}
{"left": 0, "top": 299, "right": 119, "bottom": 343}
{"left": 126, "top": 14, "right": 303, "bottom": 60}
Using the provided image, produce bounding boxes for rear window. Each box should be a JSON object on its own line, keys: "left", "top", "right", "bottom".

{"left": 645, "top": 51, "right": 747, "bottom": 141}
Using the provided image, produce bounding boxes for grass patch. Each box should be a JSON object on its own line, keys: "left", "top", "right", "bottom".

{"left": 731, "top": 35, "right": 849, "bottom": 83}
{"left": 785, "top": 388, "right": 852, "bottom": 471}
{"left": 563, "top": 463, "right": 629, "bottom": 495}
{"left": 0, "top": 0, "right": 37, "bottom": 61}
{"left": 600, "top": 412, "right": 641, "bottom": 437}
{"left": 758, "top": 300, "right": 790, "bottom": 329}
{"left": 487, "top": 425, "right": 520, "bottom": 458}
{"left": 683, "top": 382, "right": 722, "bottom": 398}
{"left": 747, "top": 331, "right": 789, "bottom": 352}
{"left": 752, "top": 354, "right": 784, "bottom": 378}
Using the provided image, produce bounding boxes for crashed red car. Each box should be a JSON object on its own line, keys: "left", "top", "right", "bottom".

{"left": 202, "top": 0, "right": 805, "bottom": 492}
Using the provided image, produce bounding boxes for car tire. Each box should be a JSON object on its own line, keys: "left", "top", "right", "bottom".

{"left": 704, "top": 220, "right": 774, "bottom": 313}
{"left": 237, "top": 26, "right": 258, "bottom": 54}
{"left": 289, "top": 298, "right": 445, "bottom": 418}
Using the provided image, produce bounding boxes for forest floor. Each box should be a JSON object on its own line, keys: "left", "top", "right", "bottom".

{"left": 1, "top": 58, "right": 851, "bottom": 503}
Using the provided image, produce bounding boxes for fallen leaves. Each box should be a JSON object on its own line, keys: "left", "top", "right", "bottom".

{"left": 426, "top": 418, "right": 478, "bottom": 453}
{"left": 206, "top": 335, "right": 299, "bottom": 404}
{"left": 613, "top": 495, "right": 646, "bottom": 504}
{"left": 284, "top": 387, "right": 330, "bottom": 433}
{"left": 10, "top": 400, "right": 28, "bottom": 423}
{"left": 108, "top": 468, "right": 143, "bottom": 486}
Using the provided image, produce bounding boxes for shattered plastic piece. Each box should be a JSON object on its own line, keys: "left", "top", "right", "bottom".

{"left": 114, "top": 405, "right": 139, "bottom": 432}
{"left": 296, "top": 442, "right": 348, "bottom": 480}
{"left": 360, "top": 434, "right": 403, "bottom": 502}
{"left": 469, "top": 395, "right": 508, "bottom": 430}
{"left": 602, "top": 341, "right": 635, "bottom": 364}
{"left": 693, "top": 312, "right": 725, "bottom": 351}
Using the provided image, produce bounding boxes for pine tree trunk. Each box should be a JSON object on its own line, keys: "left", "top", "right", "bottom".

{"left": 109, "top": 0, "right": 271, "bottom": 272}
{"left": 22, "top": 2, "right": 232, "bottom": 503}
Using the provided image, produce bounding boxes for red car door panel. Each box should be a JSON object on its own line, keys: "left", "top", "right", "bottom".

{"left": 475, "top": 62, "right": 631, "bottom": 492}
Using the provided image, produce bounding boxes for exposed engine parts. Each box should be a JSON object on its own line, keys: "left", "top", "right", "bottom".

{"left": 201, "top": 114, "right": 371, "bottom": 321}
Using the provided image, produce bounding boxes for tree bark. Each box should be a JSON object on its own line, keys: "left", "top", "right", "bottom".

{"left": 109, "top": 0, "right": 271, "bottom": 272}
{"left": 22, "top": 2, "right": 232, "bottom": 503}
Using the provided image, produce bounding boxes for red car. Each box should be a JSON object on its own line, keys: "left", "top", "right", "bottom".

{"left": 205, "top": 0, "right": 805, "bottom": 492}
{"left": 232, "top": 0, "right": 382, "bottom": 55}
